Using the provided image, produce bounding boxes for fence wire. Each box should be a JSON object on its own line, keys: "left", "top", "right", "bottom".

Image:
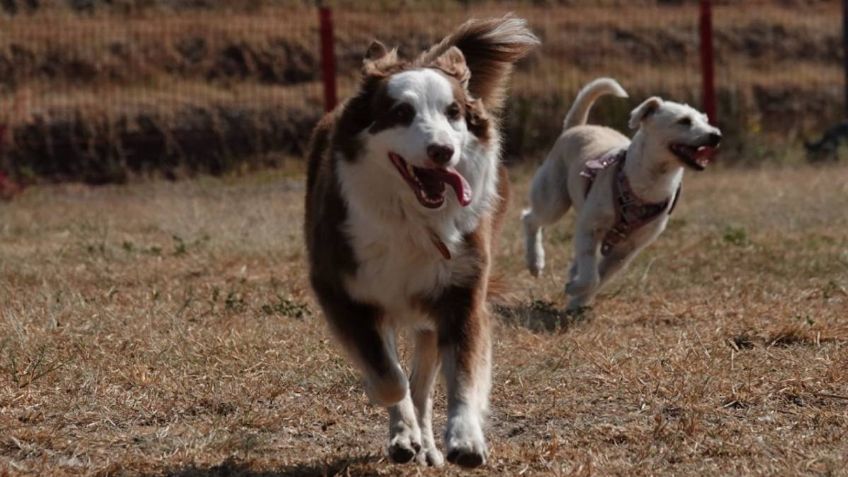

{"left": 0, "top": 0, "right": 842, "bottom": 182}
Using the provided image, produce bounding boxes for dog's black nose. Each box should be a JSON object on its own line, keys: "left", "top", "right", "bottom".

{"left": 427, "top": 144, "right": 454, "bottom": 165}
{"left": 706, "top": 132, "right": 722, "bottom": 147}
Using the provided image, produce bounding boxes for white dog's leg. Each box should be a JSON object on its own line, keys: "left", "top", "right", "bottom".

{"left": 567, "top": 246, "right": 637, "bottom": 310}
{"left": 598, "top": 246, "right": 637, "bottom": 288}
{"left": 568, "top": 261, "right": 579, "bottom": 281}
{"left": 409, "top": 330, "right": 444, "bottom": 466}
{"left": 566, "top": 227, "right": 602, "bottom": 310}
{"left": 521, "top": 208, "right": 546, "bottom": 277}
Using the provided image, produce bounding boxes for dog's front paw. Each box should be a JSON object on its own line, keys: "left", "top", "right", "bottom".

{"left": 387, "top": 421, "right": 422, "bottom": 464}
{"left": 446, "top": 442, "right": 487, "bottom": 468}
{"left": 388, "top": 434, "right": 421, "bottom": 464}
{"left": 445, "top": 415, "right": 487, "bottom": 468}
{"left": 565, "top": 275, "right": 598, "bottom": 297}
{"left": 528, "top": 261, "right": 544, "bottom": 278}
{"left": 415, "top": 445, "right": 444, "bottom": 467}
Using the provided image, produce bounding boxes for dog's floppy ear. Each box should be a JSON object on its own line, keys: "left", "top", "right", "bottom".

{"left": 431, "top": 46, "right": 470, "bottom": 89}
{"left": 629, "top": 97, "right": 663, "bottom": 129}
{"left": 415, "top": 16, "right": 539, "bottom": 113}
{"left": 362, "top": 40, "right": 399, "bottom": 76}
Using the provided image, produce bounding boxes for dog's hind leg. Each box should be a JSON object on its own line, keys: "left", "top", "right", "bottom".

{"left": 521, "top": 209, "right": 545, "bottom": 277}
{"left": 523, "top": 174, "right": 572, "bottom": 277}
{"left": 408, "top": 330, "right": 444, "bottom": 466}
{"left": 521, "top": 208, "right": 547, "bottom": 277}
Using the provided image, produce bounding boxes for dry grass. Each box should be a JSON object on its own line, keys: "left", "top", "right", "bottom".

{"left": 1, "top": 1, "right": 842, "bottom": 182}
{"left": 1, "top": 162, "right": 846, "bottom": 476}
{"left": 0, "top": 2, "right": 841, "bottom": 125}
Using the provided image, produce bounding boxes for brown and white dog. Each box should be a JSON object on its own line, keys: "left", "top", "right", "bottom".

{"left": 304, "top": 17, "right": 537, "bottom": 468}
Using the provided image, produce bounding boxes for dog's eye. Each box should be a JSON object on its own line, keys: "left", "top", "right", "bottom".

{"left": 390, "top": 103, "right": 415, "bottom": 124}
{"left": 677, "top": 117, "right": 692, "bottom": 126}
{"left": 446, "top": 102, "right": 462, "bottom": 121}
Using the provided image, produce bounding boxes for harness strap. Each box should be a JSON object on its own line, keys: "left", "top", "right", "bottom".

{"left": 581, "top": 148, "right": 625, "bottom": 197}
{"left": 668, "top": 183, "right": 682, "bottom": 215}
{"left": 580, "top": 148, "right": 681, "bottom": 256}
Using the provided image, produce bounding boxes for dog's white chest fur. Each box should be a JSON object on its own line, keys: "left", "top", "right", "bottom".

{"left": 342, "top": 210, "right": 470, "bottom": 316}
{"left": 337, "top": 145, "right": 496, "bottom": 320}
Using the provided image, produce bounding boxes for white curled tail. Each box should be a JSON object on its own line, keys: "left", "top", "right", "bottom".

{"left": 562, "top": 78, "right": 628, "bottom": 130}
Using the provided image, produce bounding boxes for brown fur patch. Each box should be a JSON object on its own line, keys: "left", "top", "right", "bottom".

{"left": 304, "top": 99, "right": 396, "bottom": 382}
{"left": 431, "top": 46, "right": 470, "bottom": 89}
{"left": 305, "top": 17, "right": 528, "bottom": 406}
{"left": 418, "top": 217, "right": 492, "bottom": 376}
{"left": 368, "top": 83, "right": 414, "bottom": 135}
{"left": 415, "top": 16, "right": 539, "bottom": 113}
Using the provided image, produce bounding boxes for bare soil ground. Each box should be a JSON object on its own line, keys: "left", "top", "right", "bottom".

{"left": 1, "top": 163, "right": 846, "bottom": 476}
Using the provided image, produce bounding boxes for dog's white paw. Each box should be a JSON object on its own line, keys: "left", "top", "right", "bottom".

{"left": 525, "top": 238, "right": 545, "bottom": 277}
{"left": 528, "top": 261, "right": 544, "bottom": 278}
{"left": 387, "top": 425, "right": 422, "bottom": 464}
{"left": 445, "top": 414, "right": 487, "bottom": 468}
{"left": 522, "top": 210, "right": 545, "bottom": 277}
{"left": 566, "top": 297, "right": 593, "bottom": 313}
{"left": 415, "top": 444, "right": 445, "bottom": 467}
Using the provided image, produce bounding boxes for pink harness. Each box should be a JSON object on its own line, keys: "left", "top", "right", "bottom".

{"left": 581, "top": 148, "right": 681, "bottom": 256}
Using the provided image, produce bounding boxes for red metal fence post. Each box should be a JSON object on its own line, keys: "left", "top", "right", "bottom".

{"left": 319, "top": 5, "right": 337, "bottom": 113}
{"left": 843, "top": 0, "right": 848, "bottom": 119}
{"left": 699, "top": 0, "right": 717, "bottom": 124}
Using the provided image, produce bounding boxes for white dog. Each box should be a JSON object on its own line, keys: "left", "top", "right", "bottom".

{"left": 522, "top": 78, "right": 721, "bottom": 311}
{"left": 305, "top": 17, "right": 537, "bottom": 468}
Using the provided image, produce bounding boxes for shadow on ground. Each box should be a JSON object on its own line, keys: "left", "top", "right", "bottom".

{"left": 494, "top": 300, "right": 592, "bottom": 332}
{"left": 160, "top": 455, "right": 380, "bottom": 477}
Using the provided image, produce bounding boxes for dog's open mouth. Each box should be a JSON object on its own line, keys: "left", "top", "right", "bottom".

{"left": 388, "top": 152, "right": 471, "bottom": 209}
{"left": 669, "top": 143, "right": 716, "bottom": 171}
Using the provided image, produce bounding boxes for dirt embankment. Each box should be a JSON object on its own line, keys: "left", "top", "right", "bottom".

{"left": 0, "top": 2, "right": 842, "bottom": 182}
{"left": 0, "top": 34, "right": 319, "bottom": 90}
{"left": 5, "top": 103, "right": 319, "bottom": 183}
{"left": 1, "top": 11, "right": 840, "bottom": 89}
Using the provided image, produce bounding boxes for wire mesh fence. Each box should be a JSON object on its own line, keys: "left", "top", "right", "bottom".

{"left": 0, "top": 0, "right": 842, "bottom": 183}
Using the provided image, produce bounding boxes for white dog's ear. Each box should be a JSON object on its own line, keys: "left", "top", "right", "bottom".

{"left": 362, "top": 40, "right": 399, "bottom": 76}
{"left": 629, "top": 97, "right": 663, "bottom": 129}
{"left": 431, "top": 46, "right": 470, "bottom": 89}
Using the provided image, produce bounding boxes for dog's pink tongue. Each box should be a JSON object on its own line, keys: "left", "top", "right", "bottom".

{"left": 434, "top": 168, "right": 472, "bottom": 207}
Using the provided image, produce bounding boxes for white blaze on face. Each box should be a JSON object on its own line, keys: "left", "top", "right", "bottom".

{"left": 641, "top": 101, "right": 722, "bottom": 170}
{"left": 375, "top": 69, "right": 467, "bottom": 169}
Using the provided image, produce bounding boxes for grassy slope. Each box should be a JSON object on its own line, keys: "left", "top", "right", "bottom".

{"left": 1, "top": 164, "right": 846, "bottom": 476}
{"left": 0, "top": 2, "right": 842, "bottom": 181}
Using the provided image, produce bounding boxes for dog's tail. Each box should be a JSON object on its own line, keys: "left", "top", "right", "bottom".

{"left": 562, "top": 78, "right": 628, "bottom": 130}
{"left": 416, "top": 15, "right": 539, "bottom": 114}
